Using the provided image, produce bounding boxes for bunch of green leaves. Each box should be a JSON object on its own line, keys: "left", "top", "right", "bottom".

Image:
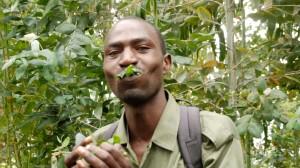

{"left": 117, "top": 65, "right": 142, "bottom": 79}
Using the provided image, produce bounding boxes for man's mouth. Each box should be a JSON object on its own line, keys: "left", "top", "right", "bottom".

{"left": 117, "top": 65, "right": 142, "bottom": 80}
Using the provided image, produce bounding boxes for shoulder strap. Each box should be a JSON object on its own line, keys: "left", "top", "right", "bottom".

{"left": 178, "top": 106, "right": 203, "bottom": 168}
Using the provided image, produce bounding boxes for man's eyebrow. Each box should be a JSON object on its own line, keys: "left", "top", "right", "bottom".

{"left": 105, "top": 42, "right": 123, "bottom": 49}
{"left": 106, "top": 38, "right": 154, "bottom": 48}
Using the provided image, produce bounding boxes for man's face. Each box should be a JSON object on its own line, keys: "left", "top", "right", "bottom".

{"left": 103, "top": 19, "right": 170, "bottom": 105}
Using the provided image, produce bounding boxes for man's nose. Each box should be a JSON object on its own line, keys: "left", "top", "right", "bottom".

{"left": 119, "top": 48, "right": 138, "bottom": 67}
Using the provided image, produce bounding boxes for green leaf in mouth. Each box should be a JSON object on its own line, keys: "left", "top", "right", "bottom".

{"left": 93, "top": 135, "right": 121, "bottom": 146}
{"left": 117, "top": 65, "right": 142, "bottom": 79}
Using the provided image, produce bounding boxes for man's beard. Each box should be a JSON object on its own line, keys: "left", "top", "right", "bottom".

{"left": 118, "top": 87, "right": 160, "bottom": 106}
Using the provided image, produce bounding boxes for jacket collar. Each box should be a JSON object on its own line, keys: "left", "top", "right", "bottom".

{"left": 114, "top": 91, "right": 180, "bottom": 151}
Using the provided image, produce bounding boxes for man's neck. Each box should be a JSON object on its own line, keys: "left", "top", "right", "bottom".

{"left": 124, "top": 88, "right": 167, "bottom": 142}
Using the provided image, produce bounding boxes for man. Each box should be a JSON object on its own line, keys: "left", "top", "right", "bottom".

{"left": 65, "top": 17, "right": 244, "bottom": 168}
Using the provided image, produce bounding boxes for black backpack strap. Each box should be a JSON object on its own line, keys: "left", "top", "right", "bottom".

{"left": 178, "top": 106, "right": 203, "bottom": 168}
{"left": 102, "top": 121, "right": 118, "bottom": 140}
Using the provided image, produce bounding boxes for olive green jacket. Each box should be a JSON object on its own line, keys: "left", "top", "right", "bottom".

{"left": 92, "top": 93, "right": 244, "bottom": 168}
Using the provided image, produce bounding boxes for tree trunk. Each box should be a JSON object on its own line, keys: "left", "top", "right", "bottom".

{"left": 225, "top": 0, "right": 237, "bottom": 107}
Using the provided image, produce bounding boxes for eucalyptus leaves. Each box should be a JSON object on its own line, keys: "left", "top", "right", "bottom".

{"left": 117, "top": 65, "right": 142, "bottom": 79}
{"left": 93, "top": 135, "right": 121, "bottom": 146}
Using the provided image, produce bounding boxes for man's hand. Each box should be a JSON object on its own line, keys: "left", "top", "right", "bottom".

{"left": 64, "top": 137, "right": 131, "bottom": 168}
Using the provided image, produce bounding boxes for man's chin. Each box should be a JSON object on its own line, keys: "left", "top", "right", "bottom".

{"left": 118, "top": 89, "right": 149, "bottom": 106}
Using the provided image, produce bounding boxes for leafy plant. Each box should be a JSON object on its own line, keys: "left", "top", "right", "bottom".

{"left": 0, "top": 0, "right": 299, "bottom": 167}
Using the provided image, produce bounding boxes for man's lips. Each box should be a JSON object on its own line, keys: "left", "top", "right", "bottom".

{"left": 117, "top": 65, "right": 142, "bottom": 79}
{"left": 118, "top": 73, "right": 142, "bottom": 82}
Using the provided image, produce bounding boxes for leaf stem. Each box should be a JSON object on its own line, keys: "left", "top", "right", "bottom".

{"left": 294, "top": 131, "right": 299, "bottom": 167}
{"left": 245, "top": 133, "right": 251, "bottom": 168}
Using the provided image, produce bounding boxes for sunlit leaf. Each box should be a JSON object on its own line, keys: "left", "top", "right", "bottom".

{"left": 68, "top": 44, "right": 87, "bottom": 55}
{"left": 202, "top": 60, "right": 218, "bottom": 69}
{"left": 236, "top": 114, "right": 252, "bottom": 134}
{"left": 113, "top": 135, "right": 121, "bottom": 144}
{"left": 263, "top": 0, "right": 273, "bottom": 10}
{"left": 248, "top": 118, "right": 263, "bottom": 138}
{"left": 61, "top": 137, "right": 70, "bottom": 148}
{"left": 21, "top": 33, "right": 39, "bottom": 42}
{"left": 184, "top": 16, "right": 199, "bottom": 25}
{"left": 286, "top": 118, "right": 300, "bottom": 131}
{"left": 37, "top": 118, "right": 55, "bottom": 130}
{"left": 56, "top": 44, "right": 65, "bottom": 67}
{"left": 55, "top": 22, "right": 76, "bottom": 34}
{"left": 247, "top": 91, "right": 259, "bottom": 103}
{"left": 28, "top": 59, "right": 47, "bottom": 66}
{"left": 15, "top": 64, "right": 27, "bottom": 80}
{"left": 42, "top": 67, "right": 53, "bottom": 80}
{"left": 31, "top": 40, "right": 40, "bottom": 51}
{"left": 172, "top": 55, "right": 192, "bottom": 65}
{"left": 45, "top": 0, "right": 61, "bottom": 13}
{"left": 75, "top": 133, "right": 86, "bottom": 146}
{"left": 71, "top": 31, "right": 91, "bottom": 45}
{"left": 2, "top": 57, "right": 17, "bottom": 70}
{"left": 94, "top": 105, "right": 103, "bottom": 120}
{"left": 268, "top": 89, "right": 287, "bottom": 99}
{"left": 196, "top": 6, "right": 212, "bottom": 21}
{"left": 296, "top": 107, "right": 300, "bottom": 115}
{"left": 52, "top": 137, "right": 70, "bottom": 152}
{"left": 40, "top": 49, "right": 56, "bottom": 65}
{"left": 190, "top": 33, "right": 213, "bottom": 42}
{"left": 176, "top": 71, "right": 188, "bottom": 84}
{"left": 262, "top": 100, "right": 274, "bottom": 121}
{"left": 117, "top": 1, "right": 129, "bottom": 10}
{"left": 256, "top": 77, "right": 267, "bottom": 93}
{"left": 54, "top": 96, "right": 66, "bottom": 105}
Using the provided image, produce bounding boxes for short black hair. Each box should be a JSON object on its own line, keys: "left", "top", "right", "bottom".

{"left": 112, "top": 16, "right": 166, "bottom": 55}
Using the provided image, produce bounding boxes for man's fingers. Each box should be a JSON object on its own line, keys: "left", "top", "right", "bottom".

{"left": 76, "top": 159, "right": 89, "bottom": 168}
{"left": 65, "top": 138, "right": 131, "bottom": 168}
{"left": 65, "top": 151, "right": 80, "bottom": 167}
{"left": 86, "top": 144, "right": 121, "bottom": 168}
{"left": 81, "top": 136, "right": 93, "bottom": 146}
{"left": 65, "top": 136, "right": 93, "bottom": 167}
{"left": 76, "top": 146, "right": 109, "bottom": 168}
{"left": 73, "top": 136, "right": 93, "bottom": 150}
{"left": 100, "top": 143, "right": 131, "bottom": 168}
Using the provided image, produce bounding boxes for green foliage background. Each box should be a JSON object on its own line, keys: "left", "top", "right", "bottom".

{"left": 0, "top": 0, "right": 299, "bottom": 167}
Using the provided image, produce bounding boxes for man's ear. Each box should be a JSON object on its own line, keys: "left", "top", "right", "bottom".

{"left": 162, "top": 54, "right": 172, "bottom": 74}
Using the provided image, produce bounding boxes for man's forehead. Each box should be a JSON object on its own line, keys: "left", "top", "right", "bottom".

{"left": 105, "top": 19, "right": 158, "bottom": 45}
{"left": 110, "top": 19, "right": 155, "bottom": 34}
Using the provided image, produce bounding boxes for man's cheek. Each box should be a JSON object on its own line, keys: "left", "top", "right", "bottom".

{"left": 103, "top": 68, "right": 116, "bottom": 79}
{"left": 107, "top": 80, "right": 117, "bottom": 93}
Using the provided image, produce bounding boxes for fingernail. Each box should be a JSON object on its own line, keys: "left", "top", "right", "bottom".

{"left": 77, "top": 146, "right": 85, "bottom": 153}
{"left": 85, "top": 136, "right": 92, "bottom": 142}
{"left": 114, "top": 144, "right": 122, "bottom": 150}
